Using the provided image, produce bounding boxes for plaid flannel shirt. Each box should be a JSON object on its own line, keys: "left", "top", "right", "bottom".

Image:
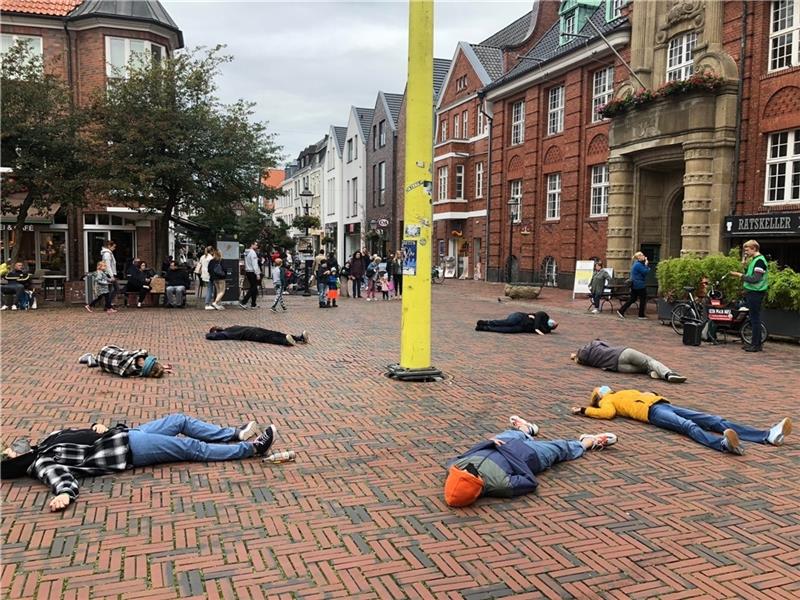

{"left": 29, "top": 427, "right": 130, "bottom": 500}
{"left": 97, "top": 345, "right": 148, "bottom": 377}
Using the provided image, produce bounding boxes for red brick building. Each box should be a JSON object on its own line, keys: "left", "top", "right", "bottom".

{"left": 1, "top": 0, "right": 183, "bottom": 285}
{"left": 433, "top": 4, "right": 559, "bottom": 279}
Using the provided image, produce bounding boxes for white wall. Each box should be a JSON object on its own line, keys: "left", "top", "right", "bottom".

{"left": 341, "top": 108, "right": 367, "bottom": 259}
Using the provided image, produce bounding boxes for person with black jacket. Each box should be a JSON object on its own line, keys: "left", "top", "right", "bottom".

{"left": 207, "top": 250, "right": 227, "bottom": 310}
{"left": 315, "top": 260, "right": 330, "bottom": 308}
{"left": 164, "top": 260, "right": 191, "bottom": 307}
{"left": 475, "top": 311, "right": 558, "bottom": 335}
{"left": 570, "top": 339, "right": 686, "bottom": 383}
{"left": 206, "top": 325, "right": 309, "bottom": 346}
{"left": 125, "top": 260, "right": 151, "bottom": 308}
{"left": 1, "top": 262, "right": 32, "bottom": 310}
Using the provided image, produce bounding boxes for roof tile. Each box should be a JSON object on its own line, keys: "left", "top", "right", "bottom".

{"left": 0, "top": 0, "right": 82, "bottom": 16}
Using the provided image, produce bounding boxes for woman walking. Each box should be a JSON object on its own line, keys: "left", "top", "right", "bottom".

{"left": 617, "top": 252, "right": 650, "bottom": 319}
{"left": 208, "top": 249, "right": 227, "bottom": 310}
{"left": 349, "top": 251, "right": 365, "bottom": 298}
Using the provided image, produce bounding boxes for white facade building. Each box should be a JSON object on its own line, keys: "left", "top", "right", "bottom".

{"left": 341, "top": 106, "right": 374, "bottom": 258}
{"left": 324, "top": 125, "right": 346, "bottom": 260}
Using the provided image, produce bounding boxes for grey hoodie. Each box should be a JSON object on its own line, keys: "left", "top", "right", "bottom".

{"left": 576, "top": 340, "right": 625, "bottom": 371}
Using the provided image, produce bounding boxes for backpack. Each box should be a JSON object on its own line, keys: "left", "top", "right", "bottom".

{"left": 366, "top": 265, "right": 376, "bottom": 278}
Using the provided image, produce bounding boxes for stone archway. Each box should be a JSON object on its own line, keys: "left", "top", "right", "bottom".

{"left": 665, "top": 187, "right": 684, "bottom": 259}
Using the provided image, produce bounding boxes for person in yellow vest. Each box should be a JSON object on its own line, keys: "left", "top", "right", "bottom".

{"left": 571, "top": 386, "right": 791, "bottom": 455}
{"left": 729, "top": 239, "right": 769, "bottom": 352}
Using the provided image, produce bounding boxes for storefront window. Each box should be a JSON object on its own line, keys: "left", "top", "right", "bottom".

{"left": 6, "top": 229, "right": 36, "bottom": 272}
{"left": 39, "top": 231, "right": 67, "bottom": 274}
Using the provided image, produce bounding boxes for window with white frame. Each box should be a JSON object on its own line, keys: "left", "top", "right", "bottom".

{"left": 563, "top": 13, "right": 576, "bottom": 38}
{"left": 379, "top": 120, "right": 386, "bottom": 147}
{"left": 546, "top": 173, "right": 561, "bottom": 220}
{"left": 475, "top": 163, "right": 484, "bottom": 198}
{"left": 454, "top": 114, "right": 460, "bottom": 139}
{"left": 378, "top": 161, "right": 386, "bottom": 205}
{"left": 770, "top": 0, "right": 800, "bottom": 72}
{"left": 548, "top": 86, "right": 564, "bottom": 135}
{"left": 352, "top": 177, "right": 358, "bottom": 216}
{"left": 455, "top": 165, "right": 465, "bottom": 199}
{"left": 347, "top": 139, "right": 353, "bottom": 162}
{"left": 438, "top": 166, "right": 449, "bottom": 200}
{"left": 765, "top": 129, "right": 800, "bottom": 204}
{"left": 462, "top": 110, "right": 469, "bottom": 139}
{"left": 106, "top": 36, "right": 165, "bottom": 79}
{"left": 511, "top": 100, "right": 525, "bottom": 145}
{"left": 590, "top": 164, "right": 609, "bottom": 216}
{"left": 509, "top": 180, "right": 522, "bottom": 223}
{"left": 1, "top": 34, "right": 43, "bottom": 70}
{"left": 610, "top": 0, "right": 628, "bottom": 19}
{"left": 477, "top": 110, "right": 485, "bottom": 136}
{"left": 666, "top": 32, "right": 697, "bottom": 81}
{"left": 440, "top": 118, "right": 448, "bottom": 142}
{"left": 592, "top": 67, "right": 614, "bottom": 122}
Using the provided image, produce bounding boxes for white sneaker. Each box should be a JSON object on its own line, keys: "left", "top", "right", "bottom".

{"left": 237, "top": 421, "right": 257, "bottom": 441}
{"left": 204, "top": 305, "right": 215, "bottom": 310}
{"left": 767, "top": 417, "right": 792, "bottom": 446}
{"left": 213, "top": 303, "right": 225, "bottom": 310}
{"left": 580, "top": 432, "right": 618, "bottom": 450}
{"left": 0, "top": 305, "right": 7, "bottom": 311}
{"left": 591, "top": 308, "right": 599, "bottom": 314}
{"left": 11, "top": 305, "right": 17, "bottom": 310}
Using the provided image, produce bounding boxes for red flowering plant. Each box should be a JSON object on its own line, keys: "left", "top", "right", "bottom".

{"left": 596, "top": 71, "right": 725, "bottom": 118}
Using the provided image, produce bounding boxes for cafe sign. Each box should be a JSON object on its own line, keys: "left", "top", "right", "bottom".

{"left": 724, "top": 212, "right": 800, "bottom": 237}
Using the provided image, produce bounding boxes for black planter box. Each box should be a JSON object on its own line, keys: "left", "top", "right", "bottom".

{"left": 657, "top": 298, "right": 675, "bottom": 324}
{"left": 762, "top": 308, "right": 800, "bottom": 342}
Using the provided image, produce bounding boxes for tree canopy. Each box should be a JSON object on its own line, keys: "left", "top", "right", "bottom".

{"left": 87, "top": 46, "right": 281, "bottom": 266}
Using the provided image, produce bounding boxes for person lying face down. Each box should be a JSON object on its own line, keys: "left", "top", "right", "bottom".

{"left": 571, "top": 386, "right": 791, "bottom": 456}
{"left": 206, "top": 325, "right": 308, "bottom": 346}
{"left": 475, "top": 311, "right": 558, "bottom": 335}
{"left": 443, "top": 415, "right": 616, "bottom": 508}
{"left": 78, "top": 346, "right": 173, "bottom": 377}
{"left": 1, "top": 415, "right": 277, "bottom": 512}
{"left": 570, "top": 339, "right": 686, "bottom": 383}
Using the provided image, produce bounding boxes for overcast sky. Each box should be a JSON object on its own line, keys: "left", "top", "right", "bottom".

{"left": 162, "top": 1, "right": 532, "bottom": 163}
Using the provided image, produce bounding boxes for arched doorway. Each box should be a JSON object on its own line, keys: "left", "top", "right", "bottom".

{"left": 665, "top": 188, "right": 684, "bottom": 259}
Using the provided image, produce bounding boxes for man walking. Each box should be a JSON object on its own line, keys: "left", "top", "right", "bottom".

{"left": 240, "top": 241, "right": 261, "bottom": 309}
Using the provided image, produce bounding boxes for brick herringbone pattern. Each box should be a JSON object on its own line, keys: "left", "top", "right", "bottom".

{"left": 2, "top": 282, "right": 798, "bottom": 599}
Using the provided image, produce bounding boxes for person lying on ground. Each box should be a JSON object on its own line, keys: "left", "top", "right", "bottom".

{"left": 570, "top": 339, "right": 686, "bottom": 383}
{"left": 205, "top": 325, "right": 308, "bottom": 346}
{"left": 443, "top": 414, "right": 616, "bottom": 507}
{"left": 0, "top": 414, "right": 276, "bottom": 512}
{"left": 475, "top": 311, "right": 558, "bottom": 335}
{"left": 571, "top": 386, "right": 791, "bottom": 456}
{"left": 78, "top": 346, "right": 173, "bottom": 378}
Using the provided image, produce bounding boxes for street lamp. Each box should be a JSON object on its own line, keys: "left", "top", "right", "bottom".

{"left": 507, "top": 195, "right": 519, "bottom": 282}
{"left": 299, "top": 186, "right": 314, "bottom": 297}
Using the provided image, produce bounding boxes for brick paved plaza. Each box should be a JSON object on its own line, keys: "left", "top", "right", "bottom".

{"left": 1, "top": 282, "right": 798, "bottom": 599}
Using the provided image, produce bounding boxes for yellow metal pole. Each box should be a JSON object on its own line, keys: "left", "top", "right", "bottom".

{"left": 388, "top": 0, "right": 441, "bottom": 381}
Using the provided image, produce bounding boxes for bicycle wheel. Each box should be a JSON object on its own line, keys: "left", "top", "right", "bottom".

{"left": 670, "top": 303, "right": 696, "bottom": 335}
{"left": 432, "top": 267, "right": 445, "bottom": 285}
{"left": 740, "top": 320, "right": 768, "bottom": 346}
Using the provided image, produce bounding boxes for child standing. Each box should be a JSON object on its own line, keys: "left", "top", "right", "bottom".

{"left": 85, "top": 261, "right": 116, "bottom": 313}
{"left": 380, "top": 272, "right": 391, "bottom": 300}
{"left": 326, "top": 268, "right": 339, "bottom": 307}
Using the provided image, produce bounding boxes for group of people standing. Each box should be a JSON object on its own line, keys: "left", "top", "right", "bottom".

{"left": 342, "top": 248, "right": 403, "bottom": 301}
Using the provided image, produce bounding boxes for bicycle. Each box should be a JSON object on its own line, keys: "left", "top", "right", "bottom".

{"left": 670, "top": 286, "right": 705, "bottom": 335}
{"left": 432, "top": 261, "right": 445, "bottom": 284}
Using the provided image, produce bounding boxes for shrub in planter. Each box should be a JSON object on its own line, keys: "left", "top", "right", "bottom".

{"left": 765, "top": 264, "right": 800, "bottom": 312}
{"left": 656, "top": 251, "right": 741, "bottom": 301}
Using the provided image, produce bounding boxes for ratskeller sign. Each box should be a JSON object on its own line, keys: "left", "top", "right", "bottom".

{"left": 724, "top": 212, "right": 800, "bottom": 237}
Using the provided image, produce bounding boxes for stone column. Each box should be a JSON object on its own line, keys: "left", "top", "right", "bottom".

{"left": 704, "top": 0, "right": 724, "bottom": 51}
{"left": 681, "top": 141, "right": 715, "bottom": 257}
{"left": 606, "top": 155, "right": 635, "bottom": 275}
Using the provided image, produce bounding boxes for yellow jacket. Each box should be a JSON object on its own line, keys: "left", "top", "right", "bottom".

{"left": 583, "top": 390, "right": 667, "bottom": 423}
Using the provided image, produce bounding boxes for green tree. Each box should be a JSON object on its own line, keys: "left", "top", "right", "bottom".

{"left": 87, "top": 46, "right": 280, "bottom": 267}
{"left": 1, "top": 41, "right": 88, "bottom": 265}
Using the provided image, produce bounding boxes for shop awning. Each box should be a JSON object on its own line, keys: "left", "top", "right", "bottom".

{"left": 170, "top": 213, "right": 211, "bottom": 234}
{"left": 1, "top": 193, "right": 60, "bottom": 224}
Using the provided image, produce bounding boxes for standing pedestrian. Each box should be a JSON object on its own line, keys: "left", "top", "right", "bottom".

{"left": 349, "top": 251, "right": 365, "bottom": 298}
{"left": 365, "top": 255, "right": 380, "bottom": 301}
{"left": 729, "top": 239, "right": 769, "bottom": 352}
{"left": 316, "top": 259, "right": 330, "bottom": 308}
{"left": 339, "top": 261, "right": 351, "bottom": 298}
{"left": 326, "top": 268, "right": 340, "bottom": 307}
{"left": 199, "top": 246, "right": 215, "bottom": 310}
{"left": 270, "top": 257, "right": 287, "bottom": 313}
{"left": 589, "top": 261, "right": 611, "bottom": 314}
{"left": 392, "top": 250, "right": 403, "bottom": 299}
{"left": 239, "top": 241, "right": 261, "bottom": 310}
{"left": 208, "top": 249, "right": 227, "bottom": 310}
{"left": 85, "top": 261, "right": 115, "bottom": 313}
{"left": 617, "top": 252, "right": 650, "bottom": 319}
{"left": 100, "top": 240, "right": 118, "bottom": 308}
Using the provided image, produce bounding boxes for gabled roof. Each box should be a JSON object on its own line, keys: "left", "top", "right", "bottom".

{"left": 1, "top": 0, "right": 81, "bottom": 16}
{"left": 469, "top": 44, "right": 504, "bottom": 81}
{"left": 485, "top": 2, "right": 628, "bottom": 92}
{"left": 331, "top": 126, "right": 347, "bottom": 156}
{"left": 382, "top": 92, "right": 404, "bottom": 129}
{"left": 354, "top": 107, "right": 375, "bottom": 140}
{"left": 69, "top": 0, "right": 183, "bottom": 46}
{"left": 433, "top": 58, "right": 451, "bottom": 99}
{"left": 480, "top": 9, "right": 533, "bottom": 47}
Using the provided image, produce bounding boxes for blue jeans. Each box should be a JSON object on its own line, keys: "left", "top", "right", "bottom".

{"left": 128, "top": 413, "right": 253, "bottom": 467}
{"left": 495, "top": 430, "right": 584, "bottom": 472}
{"left": 204, "top": 280, "right": 214, "bottom": 305}
{"left": 648, "top": 404, "right": 768, "bottom": 452}
{"left": 317, "top": 282, "right": 327, "bottom": 304}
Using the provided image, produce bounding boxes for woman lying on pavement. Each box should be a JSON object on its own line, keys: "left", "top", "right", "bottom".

{"left": 571, "top": 386, "right": 791, "bottom": 456}
{"left": 205, "top": 325, "right": 308, "bottom": 346}
{"left": 0, "top": 414, "right": 277, "bottom": 512}
{"left": 475, "top": 311, "right": 558, "bottom": 335}
{"left": 570, "top": 339, "right": 686, "bottom": 383}
{"left": 79, "top": 346, "right": 172, "bottom": 378}
{"left": 443, "top": 415, "right": 616, "bottom": 507}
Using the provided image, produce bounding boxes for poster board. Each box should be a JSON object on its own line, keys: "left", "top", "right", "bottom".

{"left": 572, "top": 261, "right": 613, "bottom": 298}
{"left": 401, "top": 240, "right": 417, "bottom": 276}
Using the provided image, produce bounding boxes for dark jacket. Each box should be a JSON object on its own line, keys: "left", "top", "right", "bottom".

{"left": 126, "top": 269, "right": 149, "bottom": 292}
{"left": 531, "top": 311, "right": 553, "bottom": 333}
{"left": 349, "top": 257, "right": 364, "bottom": 278}
{"left": 631, "top": 261, "right": 650, "bottom": 290}
{"left": 316, "top": 264, "right": 330, "bottom": 282}
{"left": 208, "top": 259, "right": 226, "bottom": 281}
{"left": 576, "top": 340, "right": 625, "bottom": 371}
{"left": 4, "top": 268, "right": 31, "bottom": 289}
{"left": 449, "top": 437, "right": 540, "bottom": 498}
{"left": 210, "top": 326, "right": 277, "bottom": 343}
{"left": 165, "top": 268, "right": 190, "bottom": 288}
